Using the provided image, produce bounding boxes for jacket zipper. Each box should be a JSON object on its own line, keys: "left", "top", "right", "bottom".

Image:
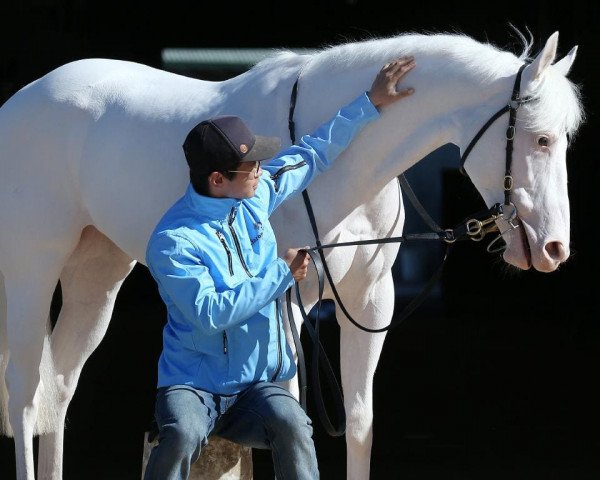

{"left": 270, "top": 298, "right": 283, "bottom": 382}
{"left": 216, "top": 231, "right": 232, "bottom": 355}
{"left": 215, "top": 231, "right": 234, "bottom": 275}
{"left": 270, "top": 161, "right": 307, "bottom": 191}
{"left": 228, "top": 208, "right": 253, "bottom": 278}
{"left": 222, "top": 332, "right": 228, "bottom": 354}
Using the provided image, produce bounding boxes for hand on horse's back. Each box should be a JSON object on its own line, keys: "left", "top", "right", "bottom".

{"left": 367, "top": 56, "right": 416, "bottom": 110}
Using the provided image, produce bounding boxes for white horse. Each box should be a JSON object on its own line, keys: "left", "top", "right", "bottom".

{"left": 0, "top": 29, "right": 583, "bottom": 479}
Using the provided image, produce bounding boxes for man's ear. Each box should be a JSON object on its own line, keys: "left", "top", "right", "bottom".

{"left": 208, "top": 171, "right": 225, "bottom": 187}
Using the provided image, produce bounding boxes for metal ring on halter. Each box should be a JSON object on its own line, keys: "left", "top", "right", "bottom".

{"left": 508, "top": 99, "right": 522, "bottom": 111}
{"left": 466, "top": 219, "right": 482, "bottom": 236}
{"left": 500, "top": 202, "right": 518, "bottom": 224}
{"left": 443, "top": 229, "right": 456, "bottom": 244}
{"left": 486, "top": 203, "right": 520, "bottom": 253}
{"left": 486, "top": 222, "right": 518, "bottom": 253}
{"left": 486, "top": 232, "right": 507, "bottom": 253}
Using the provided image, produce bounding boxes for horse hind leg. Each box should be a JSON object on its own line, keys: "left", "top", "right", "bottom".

{"left": 36, "top": 225, "right": 136, "bottom": 480}
{"left": 2, "top": 256, "right": 68, "bottom": 480}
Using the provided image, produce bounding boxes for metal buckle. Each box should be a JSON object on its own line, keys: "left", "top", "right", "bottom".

{"left": 508, "top": 99, "right": 523, "bottom": 110}
{"left": 506, "top": 125, "right": 515, "bottom": 140}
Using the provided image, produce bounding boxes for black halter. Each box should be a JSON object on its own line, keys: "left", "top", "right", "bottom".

{"left": 459, "top": 62, "right": 533, "bottom": 207}
{"left": 284, "top": 63, "right": 533, "bottom": 436}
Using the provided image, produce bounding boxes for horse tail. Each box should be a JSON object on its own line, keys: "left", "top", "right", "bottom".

{"left": 0, "top": 269, "right": 60, "bottom": 437}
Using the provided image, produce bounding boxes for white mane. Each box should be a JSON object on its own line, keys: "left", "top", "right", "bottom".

{"left": 256, "top": 29, "right": 585, "bottom": 139}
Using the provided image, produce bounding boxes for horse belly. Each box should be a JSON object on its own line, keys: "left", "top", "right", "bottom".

{"left": 79, "top": 120, "right": 191, "bottom": 263}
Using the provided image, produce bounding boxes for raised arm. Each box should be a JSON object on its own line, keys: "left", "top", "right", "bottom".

{"left": 262, "top": 56, "right": 417, "bottom": 214}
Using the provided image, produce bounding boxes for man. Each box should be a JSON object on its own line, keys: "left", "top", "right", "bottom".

{"left": 144, "top": 56, "right": 416, "bottom": 480}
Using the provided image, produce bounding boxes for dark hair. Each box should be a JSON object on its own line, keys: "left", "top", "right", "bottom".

{"left": 189, "top": 169, "right": 236, "bottom": 196}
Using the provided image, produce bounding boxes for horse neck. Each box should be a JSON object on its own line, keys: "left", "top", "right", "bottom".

{"left": 216, "top": 54, "right": 312, "bottom": 142}
{"left": 293, "top": 50, "right": 518, "bottom": 215}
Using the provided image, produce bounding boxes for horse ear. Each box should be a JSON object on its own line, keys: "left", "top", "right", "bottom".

{"left": 523, "top": 31, "right": 559, "bottom": 85}
{"left": 553, "top": 45, "right": 578, "bottom": 76}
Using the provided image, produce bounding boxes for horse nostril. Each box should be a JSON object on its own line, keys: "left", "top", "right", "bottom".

{"left": 545, "top": 241, "right": 569, "bottom": 262}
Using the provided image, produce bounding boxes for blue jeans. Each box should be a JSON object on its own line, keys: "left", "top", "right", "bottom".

{"left": 143, "top": 382, "right": 319, "bottom": 480}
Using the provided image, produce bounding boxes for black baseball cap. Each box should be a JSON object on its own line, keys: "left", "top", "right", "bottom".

{"left": 183, "top": 115, "right": 281, "bottom": 174}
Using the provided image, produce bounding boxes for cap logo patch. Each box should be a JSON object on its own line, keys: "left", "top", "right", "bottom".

{"left": 239, "top": 144, "right": 248, "bottom": 154}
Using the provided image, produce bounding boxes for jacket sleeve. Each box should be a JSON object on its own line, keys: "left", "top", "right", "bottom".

{"left": 146, "top": 232, "right": 294, "bottom": 335}
{"left": 262, "top": 92, "right": 379, "bottom": 215}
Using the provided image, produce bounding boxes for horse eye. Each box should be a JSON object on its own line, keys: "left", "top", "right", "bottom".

{"left": 537, "top": 136, "right": 549, "bottom": 147}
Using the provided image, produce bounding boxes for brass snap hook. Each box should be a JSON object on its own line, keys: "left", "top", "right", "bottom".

{"left": 466, "top": 219, "right": 482, "bottom": 236}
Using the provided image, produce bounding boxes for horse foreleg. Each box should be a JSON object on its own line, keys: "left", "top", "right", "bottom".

{"left": 339, "top": 274, "right": 394, "bottom": 480}
{"left": 4, "top": 265, "right": 65, "bottom": 480}
{"left": 36, "top": 226, "right": 135, "bottom": 480}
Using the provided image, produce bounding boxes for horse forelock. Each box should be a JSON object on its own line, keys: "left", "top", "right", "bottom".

{"left": 523, "top": 69, "right": 585, "bottom": 139}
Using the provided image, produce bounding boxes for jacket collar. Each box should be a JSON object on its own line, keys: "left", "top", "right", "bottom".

{"left": 185, "top": 184, "right": 240, "bottom": 221}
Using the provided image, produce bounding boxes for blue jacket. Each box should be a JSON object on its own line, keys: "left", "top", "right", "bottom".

{"left": 145, "top": 92, "right": 379, "bottom": 394}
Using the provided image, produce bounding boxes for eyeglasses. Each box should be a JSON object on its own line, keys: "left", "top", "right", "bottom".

{"left": 227, "top": 161, "right": 262, "bottom": 179}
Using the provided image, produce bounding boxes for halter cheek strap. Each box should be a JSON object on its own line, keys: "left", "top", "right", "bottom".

{"left": 288, "top": 77, "right": 300, "bottom": 144}
{"left": 459, "top": 62, "right": 533, "bottom": 207}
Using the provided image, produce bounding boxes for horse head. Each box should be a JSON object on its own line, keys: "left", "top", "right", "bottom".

{"left": 460, "top": 31, "right": 584, "bottom": 272}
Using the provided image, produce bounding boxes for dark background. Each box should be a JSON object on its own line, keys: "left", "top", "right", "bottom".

{"left": 1, "top": 1, "right": 599, "bottom": 479}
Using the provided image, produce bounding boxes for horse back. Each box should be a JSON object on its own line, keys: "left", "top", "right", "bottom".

{"left": 0, "top": 59, "right": 225, "bottom": 261}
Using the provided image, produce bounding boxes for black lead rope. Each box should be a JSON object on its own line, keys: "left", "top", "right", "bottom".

{"left": 301, "top": 187, "right": 452, "bottom": 334}
{"left": 287, "top": 75, "right": 346, "bottom": 436}
{"left": 286, "top": 254, "right": 347, "bottom": 437}
{"left": 290, "top": 184, "right": 448, "bottom": 437}
{"left": 294, "top": 189, "right": 504, "bottom": 436}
